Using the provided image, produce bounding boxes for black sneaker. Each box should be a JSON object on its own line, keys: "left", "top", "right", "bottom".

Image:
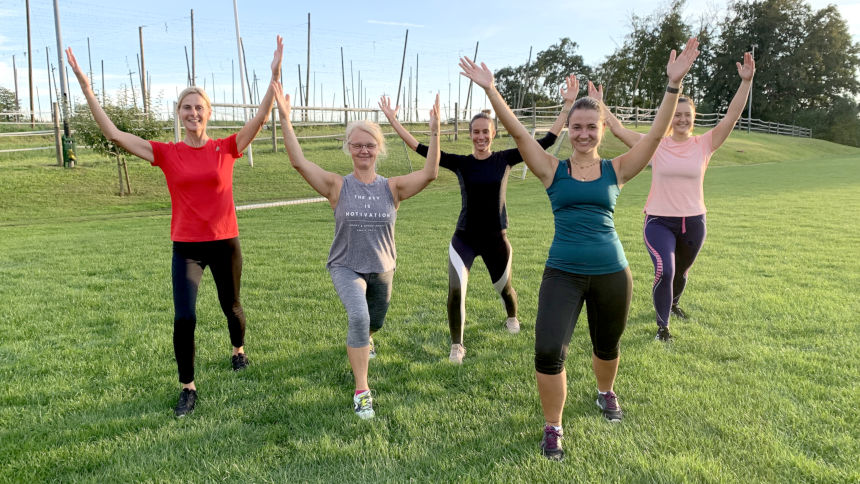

{"left": 539, "top": 425, "right": 564, "bottom": 461}
{"left": 232, "top": 353, "right": 249, "bottom": 371}
{"left": 174, "top": 389, "right": 197, "bottom": 417}
{"left": 596, "top": 391, "right": 623, "bottom": 422}
{"left": 655, "top": 326, "right": 672, "bottom": 342}
{"left": 671, "top": 304, "right": 688, "bottom": 320}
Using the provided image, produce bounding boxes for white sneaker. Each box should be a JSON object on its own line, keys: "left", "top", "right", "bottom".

{"left": 353, "top": 390, "right": 374, "bottom": 419}
{"left": 449, "top": 343, "right": 466, "bottom": 364}
{"left": 505, "top": 317, "right": 521, "bottom": 334}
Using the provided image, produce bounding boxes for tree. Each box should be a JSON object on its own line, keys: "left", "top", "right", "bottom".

{"left": 495, "top": 38, "right": 592, "bottom": 108}
{"left": 0, "top": 86, "right": 20, "bottom": 115}
{"left": 706, "top": 0, "right": 860, "bottom": 145}
{"left": 71, "top": 89, "right": 164, "bottom": 195}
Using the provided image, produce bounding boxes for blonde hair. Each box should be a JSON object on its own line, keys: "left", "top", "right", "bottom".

{"left": 343, "top": 120, "right": 387, "bottom": 157}
{"left": 176, "top": 86, "right": 212, "bottom": 114}
{"left": 469, "top": 109, "right": 496, "bottom": 131}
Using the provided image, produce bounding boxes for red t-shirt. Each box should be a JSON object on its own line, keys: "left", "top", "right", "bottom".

{"left": 149, "top": 134, "right": 243, "bottom": 242}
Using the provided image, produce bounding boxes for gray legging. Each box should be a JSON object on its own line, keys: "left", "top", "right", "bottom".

{"left": 329, "top": 266, "right": 394, "bottom": 348}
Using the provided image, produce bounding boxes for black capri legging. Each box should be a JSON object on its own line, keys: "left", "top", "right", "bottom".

{"left": 534, "top": 266, "right": 632, "bottom": 375}
{"left": 172, "top": 237, "right": 246, "bottom": 384}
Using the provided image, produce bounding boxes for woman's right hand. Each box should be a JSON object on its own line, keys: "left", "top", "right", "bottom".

{"left": 271, "top": 36, "right": 284, "bottom": 81}
{"left": 429, "top": 93, "right": 440, "bottom": 134}
{"left": 666, "top": 37, "right": 700, "bottom": 84}
{"left": 458, "top": 57, "right": 494, "bottom": 90}
{"left": 378, "top": 95, "right": 399, "bottom": 122}
{"left": 587, "top": 81, "right": 603, "bottom": 102}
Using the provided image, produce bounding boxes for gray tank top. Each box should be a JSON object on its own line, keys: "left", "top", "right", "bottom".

{"left": 326, "top": 174, "right": 397, "bottom": 273}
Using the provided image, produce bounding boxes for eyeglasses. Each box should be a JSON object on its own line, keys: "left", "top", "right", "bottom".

{"left": 348, "top": 142, "right": 378, "bottom": 151}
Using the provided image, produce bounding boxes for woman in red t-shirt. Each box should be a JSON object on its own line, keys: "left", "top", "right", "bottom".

{"left": 66, "top": 36, "right": 284, "bottom": 417}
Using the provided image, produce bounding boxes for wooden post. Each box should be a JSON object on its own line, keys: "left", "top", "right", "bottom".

{"left": 173, "top": 101, "right": 180, "bottom": 142}
{"left": 395, "top": 30, "right": 408, "bottom": 109}
{"left": 463, "top": 42, "right": 479, "bottom": 118}
{"left": 139, "top": 26, "right": 148, "bottom": 113}
{"left": 305, "top": 13, "right": 311, "bottom": 119}
{"left": 190, "top": 9, "right": 196, "bottom": 85}
{"left": 454, "top": 102, "right": 459, "bottom": 141}
{"left": 13, "top": 55, "right": 20, "bottom": 121}
{"left": 52, "top": 102, "right": 62, "bottom": 166}
{"left": 340, "top": 47, "right": 348, "bottom": 125}
{"left": 635, "top": 106, "right": 639, "bottom": 129}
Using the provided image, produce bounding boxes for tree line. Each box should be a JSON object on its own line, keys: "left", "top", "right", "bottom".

{"left": 494, "top": 0, "right": 860, "bottom": 147}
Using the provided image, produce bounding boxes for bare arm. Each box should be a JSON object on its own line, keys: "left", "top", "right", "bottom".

{"left": 709, "top": 52, "right": 755, "bottom": 151}
{"left": 65, "top": 47, "right": 153, "bottom": 162}
{"left": 546, "top": 74, "right": 579, "bottom": 136}
{"left": 589, "top": 82, "right": 644, "bottom": 148}
{"left": 389, "top": 94, "right": 441, "bottom": 205}
{"left": 236, "top": 36, "right": 283, "bottom": 152}
{"left": 273, "top": 82, "right": 341, "bottom": 206}
{"left": 612, "top": 37, "right": 700, "bottom": 185}
{"left": 378, "top": 96, "right": 419, "bottom": 151}
{"left": 459, "top": 57, "right": 557, "bottom": 187}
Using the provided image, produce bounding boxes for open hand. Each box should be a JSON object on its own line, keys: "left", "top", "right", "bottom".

{"left": 64, "top": 47, "right": 88, "bottom": 85}
{"left": 737, "top": 51, "right": 755, "bottom": 81}
{"left": 666, "top": 37, "right": 700, "bottom": 84}
{"left": 587, "top": 81, "right": 603, "bottom": 102}
{"left": 429, "top": 93, "right": 440, "bottom": 134}
{"left": 559, "top": 75, "right": 579, "bottom": 103}
{"left": 273, "top": 81, "right": 291, "bottom": 118}
{"left": 378, "top": 95, "right": 400, "bottom": 121}
{"left": 271, "top": 35, "right": 284, "bottom": 80}
{"left": 458, "top": 57, "right": 494, "bottom": 90}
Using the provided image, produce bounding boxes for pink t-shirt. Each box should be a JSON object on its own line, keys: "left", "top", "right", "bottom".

{"left": 644, "top": 130, "right": 714, "bottom": 217}
{"left": 149, "top": 134, "right": 243, "bottom": 242}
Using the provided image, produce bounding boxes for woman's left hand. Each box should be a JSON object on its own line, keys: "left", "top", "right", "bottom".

{"left": 737, "top": 51, "right": 755, "bottom": 82}
{"left": 429, "top": 93, "right": 440, "bottom": 134}
{"left": 666, "top": 37, "right": 700, "bottom": 84}
{"left": 271, "top": 35, "right": 284, "bottom": 80}
{"left": 458, "top": 57, "right": 494, "bottom": 90}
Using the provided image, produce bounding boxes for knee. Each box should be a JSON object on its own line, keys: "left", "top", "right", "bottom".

{"left": 346, "top": 312, "right": 371, "bottom": 347}
{"left": 369, "top": 319, "right": 384, "bottom": 333}
{"left": 448, "top": 286, "right": 463, "bottom": 303}
{"left": 593, "top": 344, "right": 619, "bottom": 361}
{"left": 534, "top": 342, "right": 566, "bottom": 375}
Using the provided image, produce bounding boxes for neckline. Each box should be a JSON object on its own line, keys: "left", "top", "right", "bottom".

{"left": 565, "top": 158, "right": 603, "bottom": 182}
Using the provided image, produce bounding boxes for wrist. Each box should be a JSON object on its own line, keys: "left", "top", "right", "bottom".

{"left": 666, "top": 84, "right": 681, "bottom": 94}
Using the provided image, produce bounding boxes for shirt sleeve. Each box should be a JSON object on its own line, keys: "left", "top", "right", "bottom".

{"left": 537, "top": 132, "right": 558, "bottom": 150}
{"left": 417, "top": 143, "right": 459, "bottom": 171}
{"left": 223, "top": 133, "right": 243, "bottom": 158}
{"left": 148, "top": 140, "right": 170, "bottom": 167}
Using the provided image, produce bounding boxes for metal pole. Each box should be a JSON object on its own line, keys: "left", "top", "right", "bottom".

{"left": 26, "top": 0, "right": 35, "bottom": 126}
{"left": 190, "top": 9, "right": 196, "bottom": 85}
{"left": 305, "top": 13, "right": 310, "bottom": 121}
{"left": 100, "top": 59, "right": 105, "bottom": 104}
{"left": 13, "top": 55, "right": 20, "bottom": 119}
{"left": 45, "top": 47, "right": 52, "bottom": 108}
{"left": 340, "top": 47, "right": 348, "bottom": 125}
{"left": 232, "top": 0, "right": 252, "bottom": 165}
{"left": 86, "top": 37, "right": 93, "bottom": 91}
{"left": 139, "top": 27, "right": 147, "bottom": 112}
{"left": 747, "top": 43, "right": 757, "bottom": 134}
{"left": 463, "top": 42, "right": 478, "bottom": 118}
{"left": 52, "top": 0, "right": 70, "bottom": 137}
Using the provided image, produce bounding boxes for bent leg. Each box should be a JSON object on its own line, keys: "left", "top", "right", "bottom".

{"left": 585, "top": 267, "right": 632, "bottom": 392}
{"left": 330, "top": 266, "right": 372, "bottom": 391}
{"left": 447, "top": 235, "right": 476, "bottom": 345}
{"left": 484, "top": 231, "right": 517, "bottom": 319}
{"left": 673, "top": 215, "right": 707, "bottom": 306}
{"left": 643, "top": 216, "right": 677, "bottom": 328}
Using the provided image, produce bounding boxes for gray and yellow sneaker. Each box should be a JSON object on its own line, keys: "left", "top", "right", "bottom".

{"left": 353, "top": 390, "right": 374, "bottom": 419}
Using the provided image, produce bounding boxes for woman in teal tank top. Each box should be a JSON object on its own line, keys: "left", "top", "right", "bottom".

{"left": 460, "top": 38, "right": 700, "bottom": 461}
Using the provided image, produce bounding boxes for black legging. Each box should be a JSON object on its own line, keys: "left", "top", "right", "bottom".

{"left": 172, "top": 237, "right": 245, "bottom": 384}
{"left": 447, "top": 230, "right": 517, "bottom": 344}
{"left": 534, "top": 266, "right": 632, "bottom": 375}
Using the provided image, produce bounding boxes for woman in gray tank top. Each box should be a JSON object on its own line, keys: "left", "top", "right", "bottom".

{"left": 274, "top": 84, "right": 441, "bottom": 419}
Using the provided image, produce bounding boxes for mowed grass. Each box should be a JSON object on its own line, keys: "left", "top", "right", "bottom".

{"left": 0, "top": 129, "right": 858, "bottom": 482}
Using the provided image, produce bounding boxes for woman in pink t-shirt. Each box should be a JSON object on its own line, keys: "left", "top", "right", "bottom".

{"left": 600, "top": 51, "right": 755, "bottom": 342}
{"left": 66, "top": 37, "right": 284, "bottom": 417}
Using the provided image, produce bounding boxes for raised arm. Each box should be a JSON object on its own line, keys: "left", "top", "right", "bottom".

{"left": 236, "top": 36, "right": 283, "bottom": 152}
{"left": 378, "top": 96, "right": 419, "bottom": 151}
{"left": 274, "top": 82, "right": 341, "bottom": 205}
{"left": 389, "top": 94, "right": 441, "bottom": 205}
{"left": 65, "top": 47, "right": 153, "bottom": 162}
{"left": 589, "top": 82, "right": 644, "bottom": 148}
{"left": 459, "top": 57, "right": 557, "bottom": 187}
{"left": 612, "top": 37, "right": 700, "bottom": 185}
{"left": 709, "top": 51, "right": 755, "bottom": 151}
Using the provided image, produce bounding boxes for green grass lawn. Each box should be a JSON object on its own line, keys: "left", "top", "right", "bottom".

{"left": 0, "top": 129, "right": 858, "bottom": 482}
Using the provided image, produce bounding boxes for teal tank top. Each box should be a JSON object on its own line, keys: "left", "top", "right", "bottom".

{"left": 545, "top": 159, "right": 628, "bottom": 275}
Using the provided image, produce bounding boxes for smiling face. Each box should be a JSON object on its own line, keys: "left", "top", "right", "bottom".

{"left": 469, "top": 117, "right": 495, "bottom": 155}
{"left": 567, "top": 108, "right": 604, "bottom": 155}
{"left": 671, "top": 101, "right": 695, "bottom": 138}
{"left": 346, "top": 128, "right": 379, "bottom": 170}
{"left": 177, "top": 92, "right": 211, "bottom": 134}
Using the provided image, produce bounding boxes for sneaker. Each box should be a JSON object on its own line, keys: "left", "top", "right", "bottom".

{"left": 174, "top": 388, "right": 197, "bottom": 417}
{"left": 448, "top": 343, "right": 466, "bottom": 364}
{"left": 596, "top": 391, "right": 623, "bottom": 422}
{"left": 505, "top": 316, "right": 521, "bottom": 334}
{"left": 671, "top": 304, "right": 688, "bottom": 320}
{"left": 231, "top": 353, "right": 249, "bottom": 371}
{"left": 655, "top": 326, "right": 672, "bottom": 342}
{"left": 353, "top": 390, "right": 374, "bottom": 419}
{"left": 368, "top": 337, "right": 376, "bottom": 359}
{"left": 539, "top": 425, "right": 564, "bottom": 461}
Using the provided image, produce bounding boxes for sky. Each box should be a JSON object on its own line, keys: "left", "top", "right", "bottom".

{"left": 1, "top": 0, "right": 858, "bottom": 121}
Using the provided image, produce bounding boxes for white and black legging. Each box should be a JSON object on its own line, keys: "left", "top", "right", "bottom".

{"left": 172, "top": 237, "right": 246, "bottom": 384}
{"left": 447, "top": 229, "right": 517, "bottom": 344}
